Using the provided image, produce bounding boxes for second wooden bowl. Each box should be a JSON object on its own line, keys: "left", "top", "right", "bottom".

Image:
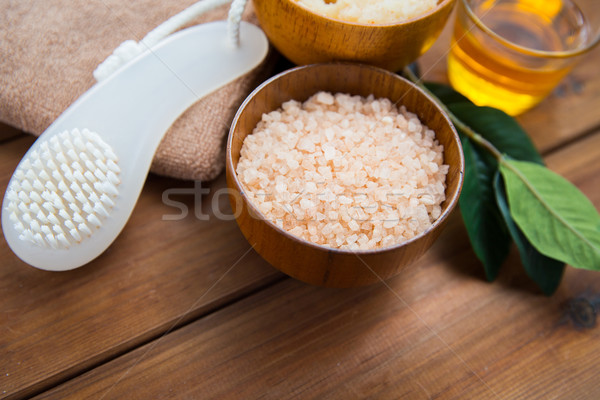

{"left": 226, "top": 63, "right": 464, "bottom": 287}
{"left": 253, "top": 0, "right": 456, "bottom": 71}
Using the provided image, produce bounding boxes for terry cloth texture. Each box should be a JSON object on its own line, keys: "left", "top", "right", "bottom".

{"left": 0, "top": 0, "right": 273, "bottom": 181}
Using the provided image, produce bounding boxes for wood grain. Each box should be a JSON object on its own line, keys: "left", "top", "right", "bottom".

{"left": 37, "top": 132, "right": 600, "bottom": 399}
{"left": 419, "top": 9, "right": 600, "bottom": 153}
{"left": 227, "top": 63, "right": 464, "bottom": 287}
{"left": 1, "top": 9, "right": 600, "bottom": 398}
{"left": 253, "top": 0, "right": 456, "bottom": 71}
{"left": 0, "top": 136, "right": 282, "bottom": 400}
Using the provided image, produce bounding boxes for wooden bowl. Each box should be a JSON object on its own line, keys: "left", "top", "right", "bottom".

{"left": 253, "top": 0, "right": 456, "bottom": 71}
{"left": 226, "top": 63, "right": 464, "bottom": 287}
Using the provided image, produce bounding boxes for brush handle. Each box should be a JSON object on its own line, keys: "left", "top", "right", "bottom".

{"left": 2, "top": 21, "right": 268, "bottom": 270}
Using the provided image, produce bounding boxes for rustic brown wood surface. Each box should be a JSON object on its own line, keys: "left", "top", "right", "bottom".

{"left": 1, "top": 13, "right": 600, "bottom": 400}
{"left": 31, "top": 133, "right": 600, "bottom": 400}
{"left": 0, "top": 137, "right": 282, "bottom": 400}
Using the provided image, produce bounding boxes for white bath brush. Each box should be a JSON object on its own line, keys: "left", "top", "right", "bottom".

{"left": 1, "top": 0, "right": 267, "bottom": 270}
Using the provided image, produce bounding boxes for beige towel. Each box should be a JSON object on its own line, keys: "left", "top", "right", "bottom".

{"left": 0, "top": 0, "right": 274, "bottom": 181}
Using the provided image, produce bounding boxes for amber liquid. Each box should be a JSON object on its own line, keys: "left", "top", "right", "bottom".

{"left": 448, "top": 0, "right": 589, "bottom": 115}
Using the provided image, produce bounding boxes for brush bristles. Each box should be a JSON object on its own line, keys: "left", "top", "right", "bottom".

{"left": 5, "top": 128, "right": 121, "bottom": 249}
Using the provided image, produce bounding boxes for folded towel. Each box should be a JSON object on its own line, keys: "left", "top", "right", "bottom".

{"left": 0, "top": 0, "right": 273, "bottom": 181}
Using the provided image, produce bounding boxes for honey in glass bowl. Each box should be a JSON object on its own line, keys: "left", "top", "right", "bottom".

{"left": 447, "top": 0, "right": 600, "bottom": 115}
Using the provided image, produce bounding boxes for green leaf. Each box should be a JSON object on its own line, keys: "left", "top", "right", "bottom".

{"left": 460, "top": 136, "right": 511, "bottom": 280}
{"left": 424, "top": 82, "right": 542, "bottom": 166}
{"left": 425, "top": 82, "right": 473, "bottom": 106}
{"left": 449, "top": 103, "right": 544, "bottom": 166}
{"left": 494, "top": 172, "right": 565, "bottom": 295}
{"left": 500, "top": 159, "right": 600, "bottom": 270}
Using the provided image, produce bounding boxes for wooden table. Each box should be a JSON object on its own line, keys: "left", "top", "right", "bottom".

{"left": 2, "top": 21, "right": 600, "bottom": 400}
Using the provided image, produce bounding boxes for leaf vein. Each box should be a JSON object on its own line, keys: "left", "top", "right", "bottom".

{"left": 502, "top": 159, "right": 599, "bottom": 255}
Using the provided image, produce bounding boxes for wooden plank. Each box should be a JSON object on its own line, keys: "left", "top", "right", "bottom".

{"left": 37, "top": 132, "right": 600, "bottom": 399}
{"left": 419, "top": 12, "right": 600, "bottom": 153}
{"left": 0, "top": 122, "right": 23, "bottom": 143}
{"left": 0, "top": 136, "right": 282, "bottom": 400}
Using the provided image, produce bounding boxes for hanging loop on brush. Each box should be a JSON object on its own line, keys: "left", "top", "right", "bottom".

{"left": 93, "top": 0, "right": 249, "bottom": 82}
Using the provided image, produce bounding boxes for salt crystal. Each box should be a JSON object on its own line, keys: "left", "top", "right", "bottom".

{"left": 286, "top": 158, "right": 299, "bottom": 169}
{"left": 297, "top": 138, "right": 315, "bottom": 152}
{"left": 300, "top": 198, "right": 315, "bottom": 210}
{"left": 259, "top": 202, "right": 273, "bottom": 214}
{"left": 408, "top": 120, "right": 418, "bottom": 132}
{"left": 357, "top": 234, "right": 369, "bottom": 245}
{"left": 338, "top": 196, "right": 352, "bottom": 205}
{"left": 323, "top": 144, "right": 336, "bottom": 161}
{"left": 325, "top": 128, "right": 335, "bottom": 141}
{"left": 317, "top": 166, "right": 332, "bottom": 180}
{"left": 364, "top": 203, "right": 379, "bottom": 214}
{"left": 289, "top": 226, "right": 304, "bottom": 236}
{"left": 383, "top": 219, "right": 398, "bottom": 229}
{"left": 347, "top": 234, "right": 358, "bottom": 244}
{"left": 420, "top": 194, "right": 436, "bottom": 206}
{"left": 367, "top": 238, "right": 379, "bottom": 248}
{"left": 379, "top": 167, "right": 391, "bottom": 179}
{"left": 305, "top": 182, "right": 318, "bottom": 193}
{"left": 382, "top": 235, "right": 395, "bottom": 247}
{"left": 275, "top": 182, "right": 287, "bottom": 193}
{"left": 371, "top": 100, "right": 381, "bottom": 113}
{"left": 316, "top": 91, "right": 334, "bottom": 105}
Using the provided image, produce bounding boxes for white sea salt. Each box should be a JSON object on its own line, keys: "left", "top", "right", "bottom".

{"left": 236, "top": 92, "right": 449, "bottom": 251}
{"left": 295, "top": 0, "right": 438, "bottom": 25}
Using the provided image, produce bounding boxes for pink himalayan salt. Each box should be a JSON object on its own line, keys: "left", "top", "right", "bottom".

{"left": 236, "top": 92, "right": 449, "bottom": 251}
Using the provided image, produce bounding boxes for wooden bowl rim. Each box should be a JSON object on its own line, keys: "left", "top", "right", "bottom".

{"left": 227, "top": 62, "right": 464, "bottom": 256}
{"left": 281, "top": 0, "right": 456, "bottom": 28}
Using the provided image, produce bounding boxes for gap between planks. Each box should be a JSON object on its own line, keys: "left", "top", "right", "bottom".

{"left": 32, "top": 128, "right": 600, "bottom": 400}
